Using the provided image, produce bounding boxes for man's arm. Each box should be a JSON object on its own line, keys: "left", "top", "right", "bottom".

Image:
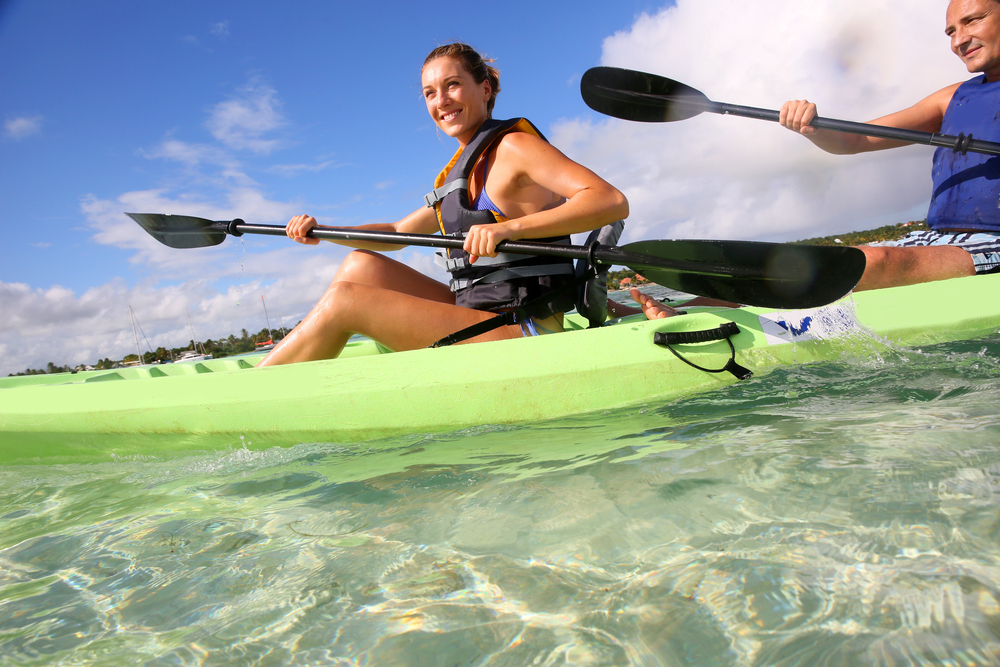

{"left": 779, "top": 82, "right": 962, "bottom": 154}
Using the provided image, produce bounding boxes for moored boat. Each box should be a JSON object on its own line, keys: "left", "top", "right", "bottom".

{"left": 2, "top": 273, "right": 998, "bottom": 464}
{"left": 175, "top": 350, "right": 213, "bottom": 362}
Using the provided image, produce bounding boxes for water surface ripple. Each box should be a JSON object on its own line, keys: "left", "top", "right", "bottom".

{"left": 1, "top": 335, "right": 999, "bottom": 666}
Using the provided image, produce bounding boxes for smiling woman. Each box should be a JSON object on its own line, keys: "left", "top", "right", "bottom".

{"left": 257, "top": 42, "right": 628, "bottom": 367}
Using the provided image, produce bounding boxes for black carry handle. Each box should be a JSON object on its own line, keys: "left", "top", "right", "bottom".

{"left": 653, "top": 322, "right": 753, "bottom": 380}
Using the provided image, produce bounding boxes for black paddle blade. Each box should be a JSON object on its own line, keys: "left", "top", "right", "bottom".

{"left": 619, "top": 240, "right": 866, "bottom": 309}
{"left": 581, "top": 66, "right": 710, "bottom": 123}
{"left": 126, "top": 213, "right": 228, "bottom": 249}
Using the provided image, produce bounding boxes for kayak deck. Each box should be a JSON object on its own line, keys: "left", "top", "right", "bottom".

{"left": 2, "top": 273, "right": 999, "bottom": 464}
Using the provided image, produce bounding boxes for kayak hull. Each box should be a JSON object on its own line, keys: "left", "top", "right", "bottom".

{"left": 2, "top": 273, "right": 999, "bottom": 464}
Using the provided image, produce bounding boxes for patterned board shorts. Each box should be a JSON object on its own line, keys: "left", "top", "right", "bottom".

{"left": 871, "top": 230, "right": 1000, "bottom": 274}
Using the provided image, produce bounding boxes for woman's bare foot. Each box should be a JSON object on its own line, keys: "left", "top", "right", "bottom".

{"left": 630, "top": 288, "right": 680, "bottom": 319}
{"left": 605, "top": 290, "right": 739, "bottom": 321}
{"left": 676, "top": 295, "right": 740, "bottom": 308}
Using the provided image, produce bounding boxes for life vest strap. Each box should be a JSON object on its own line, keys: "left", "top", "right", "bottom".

{"left": 434, "top": 250, "right": 529, "bottom": 271}
{"left": 429, "top": 267, "right": 597, "bottom": 348}
{"left": 450, "top": 263, "right": 575, "bottom": 292}
{"left": 428, "top": 310, "right": 523, "bottom": 348}
{"left": 424, "top": 179, "right": 469, "bottom": 208}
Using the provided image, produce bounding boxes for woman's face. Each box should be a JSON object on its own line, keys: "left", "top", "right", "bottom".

{"left": 421, "top": 56, "right": 491, "bottom": 144}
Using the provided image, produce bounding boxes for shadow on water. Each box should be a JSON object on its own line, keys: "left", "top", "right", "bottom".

{"left": 0, "top": 335, "right": 999, "bottom": 665}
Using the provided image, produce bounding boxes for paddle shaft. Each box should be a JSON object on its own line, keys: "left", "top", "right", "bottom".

{"left": 126, "top": 212, "right": 867, "bottom": 308}
{"left": 621, "top": 87, "right": 1000, "bottom": 157}
{"left": 709, "top": 100, "right": 1000, "bottom": 156}
{"left": 222, "top": 220, "right": 761, "bottom": 278}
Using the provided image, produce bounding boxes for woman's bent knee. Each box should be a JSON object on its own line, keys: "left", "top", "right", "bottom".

{"left": 321, "top": 279, "right": 360, "bottom": 302}
{"left": 334, "top": 250, "right": 391, "bottom": 282}
{"left": 314, "top": 281, "right": 365, "bottom": 323}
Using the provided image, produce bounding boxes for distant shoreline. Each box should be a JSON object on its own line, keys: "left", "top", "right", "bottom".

{"left": 793, "top": 219, "right": 927, "bottom": 246}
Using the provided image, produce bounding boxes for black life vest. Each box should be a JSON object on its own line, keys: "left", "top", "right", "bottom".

{"left": 424, "top": 118, "right": 576, "bottom": 315}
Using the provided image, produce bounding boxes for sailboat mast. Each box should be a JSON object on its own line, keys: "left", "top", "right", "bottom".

{"left": 186, "top": 309, "right": 203, "bottom": 354}
{"left": 261, "top": 296, "right": 272, "bottom": 337}
{"left": 187, "top": 310, "right": 195, "bottom": 350}
{"left": 129, "top": 305, "right": 142, "bottom": 362}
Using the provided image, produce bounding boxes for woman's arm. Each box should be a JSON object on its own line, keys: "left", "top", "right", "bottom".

{"left": 462, "top": 132, "right": 628, "bottom": 259}
{"left": 778, "top": 82, "right": 961, "bottom": 155}
{"left": 286, "top": 205, "right": 440, "bottom": 251}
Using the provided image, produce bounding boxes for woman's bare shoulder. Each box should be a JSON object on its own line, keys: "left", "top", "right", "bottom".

{"left": 495, "top": 128, "right": 552, "bottom": 154}
{"left": 492, "top": 129, "right": 568, "bottom": 170}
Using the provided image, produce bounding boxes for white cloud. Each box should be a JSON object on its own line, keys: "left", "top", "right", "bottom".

{"left": 0, "top": 228, "right": 354, "bottom": 376}
{"left": 140, "top": 79, "right": 291, "bottom": 179}
{"left": 4, "top": 115, "right": 42, "bottom": 140}
{"left": 142, "top": 139, "right": 237, "bottom": 168}
{"left": 211, "top": 21, "right": 229, "bottom": 36}
{"left": 267, "top": 160, "right": 340, "bottom": 176}
{"left": 551, "top": 0, "right": 969, "bottom": 243}
{"left": 80, "top": 187, "right": 305, "bottom": 277}
{"left": 206, "top": 80, "right": 286, "bottom": 153}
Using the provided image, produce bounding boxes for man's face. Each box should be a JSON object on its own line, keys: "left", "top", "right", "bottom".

{"left": 947, "top": 0, "right": 1000, "bottom": 79}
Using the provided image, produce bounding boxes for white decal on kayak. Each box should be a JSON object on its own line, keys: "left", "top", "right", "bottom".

{"left": 758, "top": 303, "right": 859, "bottom": 346}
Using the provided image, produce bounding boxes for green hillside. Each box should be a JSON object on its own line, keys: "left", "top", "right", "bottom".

{"left": 794, "top": 220, "right": 927, "bottom": 246}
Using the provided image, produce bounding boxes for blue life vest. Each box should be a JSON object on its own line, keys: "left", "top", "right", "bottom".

{"left": 927, "top": 75, "right": 1000, "bottom": 232}
{"left": 424, "top": 118, "right": 577, "bottom": 314}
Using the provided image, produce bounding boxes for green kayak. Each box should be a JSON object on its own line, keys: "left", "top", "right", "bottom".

{"left": 2, "top": 273, "right": 999, "bottom": 465}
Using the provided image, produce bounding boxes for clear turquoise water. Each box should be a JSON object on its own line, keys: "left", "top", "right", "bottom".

{"left": 2, "top": 316, "right": 1000, "bottom": 665}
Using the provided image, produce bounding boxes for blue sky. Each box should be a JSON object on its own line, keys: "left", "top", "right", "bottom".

{"left": 1, "top": 0, "right": 657, "bottom": 288}
{"left": 0, "top": 1, "right": 970, "bottom": 375}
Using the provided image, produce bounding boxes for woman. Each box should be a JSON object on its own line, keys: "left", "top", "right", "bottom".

{"left": 259, "top": 43, "right": 628, "bottom": 367}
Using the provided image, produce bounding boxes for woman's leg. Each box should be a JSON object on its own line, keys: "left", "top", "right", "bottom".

{"left": 259, "top": 251, "right": 520, "bottom": 366}
{"left": 331, "top": 249, "right": 455, "bottom": 302}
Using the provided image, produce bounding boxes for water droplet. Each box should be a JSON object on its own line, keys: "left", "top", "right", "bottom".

{"left": 235, "top": 237, "right": 247, "bottom": 306}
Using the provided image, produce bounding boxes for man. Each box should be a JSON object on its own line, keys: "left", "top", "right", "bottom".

{"left": 780, "top": 0, "right": 1000, "bottom": 291}
{"left": 625, "top": 0, "right": 1000, "bottom": 321}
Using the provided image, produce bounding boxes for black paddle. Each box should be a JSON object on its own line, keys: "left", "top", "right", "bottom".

{"left": 126, "top": 212, "right": 865, "bottom": 309}
{"left": 581, "top": 66, "right": 1000, "bottom": 157}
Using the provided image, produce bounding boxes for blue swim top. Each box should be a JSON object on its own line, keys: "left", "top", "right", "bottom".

{"left": 472, "top": 153, "right": 506, "bottom": 218}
